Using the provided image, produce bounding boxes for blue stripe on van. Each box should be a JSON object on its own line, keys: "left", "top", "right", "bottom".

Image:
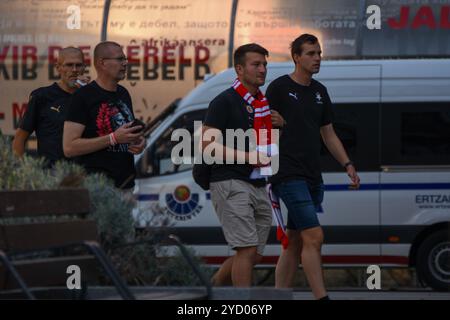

{"left": 380, "top": 183, "right": 450, "bottom": 190}
{"left": 138, "top": 193, "right": 211, "bottom": 201}
{"left": 137, "top": 183, "right": 450, "bottom": 202}
{"left": 138, "top": 194, "right": 159, "bottom": 201}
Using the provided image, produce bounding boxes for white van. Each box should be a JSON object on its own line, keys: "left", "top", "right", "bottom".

{"left": 134, "top": 59, "right": 450, "bottom": 291}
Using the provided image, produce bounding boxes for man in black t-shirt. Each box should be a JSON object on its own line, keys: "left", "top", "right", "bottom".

{"left": 12, "top": 47, "right": 89, "bottom": 167}
{"left": 63, "top": 42, "right": 145, "bottom": 189}
{"left": 266, "top": 34, "right": 360, "bottom": 300}
{"left": 202, "top": 44, "right": 277, "bottom": 287}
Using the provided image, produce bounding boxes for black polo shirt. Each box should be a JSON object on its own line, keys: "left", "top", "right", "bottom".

{"left": 19, "top": 82, "right": 71, "bottom": 164}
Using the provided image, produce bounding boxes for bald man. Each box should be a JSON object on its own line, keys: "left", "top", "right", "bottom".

{"left": 63, "top": 41, "right": 145, "bottom": 190}
{"left": 13, "top": 47, "right": 90, "bottom": 167}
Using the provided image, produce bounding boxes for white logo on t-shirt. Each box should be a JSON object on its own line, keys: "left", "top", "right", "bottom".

{"left": 289, "top": 92, "right": 298, "bottom": 100}
{"left": 50, "top": 106, "right": 61, "bottom": 113}
{"left": 315, "top": 92, "right": 323, "bottom": 104}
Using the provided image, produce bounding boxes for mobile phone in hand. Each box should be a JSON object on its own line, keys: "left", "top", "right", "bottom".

{"left": 130, "top": 119, "right": 146, "bottom": 132}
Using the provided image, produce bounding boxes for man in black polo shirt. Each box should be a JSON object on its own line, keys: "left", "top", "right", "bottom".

{"left": 266, "top": 34, "right": 360, "bottom": 299}
{"left": 63, "top": 41, "right": 145, "bottom": 190}
{"left": 202, "top": 43, "right": 278, "bottom": 287}
{"left": 12, "top": 47, "right": 89, "bottom": 167}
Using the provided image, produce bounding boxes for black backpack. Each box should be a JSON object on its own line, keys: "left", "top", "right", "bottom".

{"left": 192, "top": 163, "right": 211, "bottom": 191}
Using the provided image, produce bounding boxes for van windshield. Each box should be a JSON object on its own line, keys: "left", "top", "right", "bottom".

{"left": 136, "top": 109, "right": 207, "bottom": 178}
{"left": 144, "top": 99, "right": 180, "bottom": 137}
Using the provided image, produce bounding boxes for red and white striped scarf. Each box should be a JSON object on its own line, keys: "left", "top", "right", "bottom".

{"left": 267, "top": 184, "right": 289, "bottom": 249}
{"left": 232, "top": 78, "right": 272, "bottom": 146}
{"left": 232, "top": 78, "right": 289, "bottom": 249}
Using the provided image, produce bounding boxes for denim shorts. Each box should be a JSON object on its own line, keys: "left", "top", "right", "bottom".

{"left": 273, "top": 180, "right": 324, "bottom": 231}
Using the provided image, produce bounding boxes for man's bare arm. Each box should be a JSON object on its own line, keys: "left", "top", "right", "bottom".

{"left": 320, "top": 123, "right": 349, "bottom": 166}
{"left": 321, "top": 123, "right": 360, "bottom": 188}
{"left": 63, "top": 121, "right": 144, "bottom": 158}
{"left": 12, "top": 128, "right": 31, "bottom": 157}
{"left": 63, "top": 121, "right": 109, "bottom": 158}
{"left": 201, "top": 125, "right": 268, "bottom": 165}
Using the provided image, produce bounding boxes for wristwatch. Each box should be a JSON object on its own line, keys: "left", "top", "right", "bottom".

{"left": 344, "top": 161, "right": 354, "bottom": 168}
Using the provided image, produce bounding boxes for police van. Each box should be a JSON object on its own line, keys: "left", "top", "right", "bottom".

{"left": 134, "top": 59, "right": 450, "bottom": 291}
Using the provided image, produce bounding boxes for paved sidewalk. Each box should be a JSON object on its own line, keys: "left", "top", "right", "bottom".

{"left": 293, "top": 288, "right": 450, "bottom": 300}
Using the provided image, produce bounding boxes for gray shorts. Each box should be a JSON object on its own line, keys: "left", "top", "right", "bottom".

{"left": 210, "top": 179, "right": 272, "bottom": 255}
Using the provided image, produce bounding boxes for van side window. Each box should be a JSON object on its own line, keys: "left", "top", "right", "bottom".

{"left": 320, "top": 103, "right": 380, "bottom": 172}
{"left": 136, "top": 110, "right": 207, "bottom": 178}
{"left": 382, "top": 103, "right": 450, "bottom": 166}
{"left": 402, "top": 111, "right": 450, "bottom": 156}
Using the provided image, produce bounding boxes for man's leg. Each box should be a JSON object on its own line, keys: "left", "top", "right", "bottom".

{"left": 300, "top": 226, "right": 327, "bottom": 299}
{"left": 209, "top": 180, "right": 236, "bottom": 286}
{"left": 211, "top": 256, "right": 233, "bottom": 286}
{"left": 232, "top": 246, "right": 258, "bottom": 287}
{"left": 211, "top": 253, "right": 264, "bottom": 286}
{"left": 275, "top": 229, "right": 303, "bottom": 288}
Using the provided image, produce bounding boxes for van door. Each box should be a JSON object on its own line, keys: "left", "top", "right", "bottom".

{"left": 135, "top": 108, "right": 229, "bottom": 262}
{"left": 317, "top": 64, "right": 382, "bottom": 266}
{"left": 380, "top": 102, "right": 450, "bottom": 266}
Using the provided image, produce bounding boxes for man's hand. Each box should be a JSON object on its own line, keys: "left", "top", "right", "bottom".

{"left": 128, "top": 136, "right": 145, "bottom": 155}
{"left": 247, "top": 150, "right": 271, "bottom": 167}
{"left": 271, "top": 110, "right": 285, "bottom": 128}
{"left": 346, "top": 165, "right": 360, "bottom": 189}
{"left": 114, "top": 122, "right": 143, "bottom": 144}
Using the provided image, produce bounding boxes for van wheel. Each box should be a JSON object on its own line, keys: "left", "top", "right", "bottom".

{"left": 416, "top": 230, "right": 450, "bottom": 291}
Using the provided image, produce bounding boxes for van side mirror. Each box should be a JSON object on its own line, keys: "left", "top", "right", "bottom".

{"left": 136, "top": 145, "right": 157, "bottom": 178}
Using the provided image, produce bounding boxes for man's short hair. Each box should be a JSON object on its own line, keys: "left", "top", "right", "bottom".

{"left": 57, "top": 47, "right": 84, "bottom": 63}
{"left": 233, "top": 43, "right": 269, "bottom": 67}
{"left": 93, "top": 41, "right": 122, "bottom": 64}
{"left": 290, "top": 34, "right": 319, "bottom": 62}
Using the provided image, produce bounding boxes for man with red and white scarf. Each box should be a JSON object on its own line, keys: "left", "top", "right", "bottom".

{"left": 202, "top": 44, "right": 285, "bottom": 287}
